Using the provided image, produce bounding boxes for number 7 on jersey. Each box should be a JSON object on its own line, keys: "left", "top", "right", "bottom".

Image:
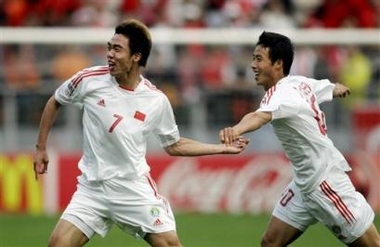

{"left": 109, "top": 114, "right": 124, "bottom": 133}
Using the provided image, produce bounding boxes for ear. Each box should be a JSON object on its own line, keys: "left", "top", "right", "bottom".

{"left": 133, "top": 53, "right": 141, "bottom": 63}
{"left": 274, "top": 59, "right": 283, "bottom": 73}
{"left": 274, "top": 59, "right": 283, "bottom": 69}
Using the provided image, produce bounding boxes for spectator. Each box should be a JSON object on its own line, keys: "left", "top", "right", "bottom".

{"left": 366, "top": 53, "right": 380, "bottom": 102}
{"left": 305, "top": 0, "right": 377, "bottom": 28}
{"left": 120, "top": 0, "right": 167, "bottom": 27}
{"left": 3, "top": 45, "right": 40, "bottom": 89}
{"left": 220, "top": 0, "right": 260, "bottom": 27}
{"left": 33, "top": 0, "right": 81, "bottom": 26}
{"left": 258, "top": 0, "right": 296, "bottom": 29}
{"left": 176, "top": 46, "right": 202, "bottom": 105}
{"left": 51, "top": 46, "right": 91, "bottom": 82}
{"left": 71, "top": 0, "right": 120, "bottom": 27}
{"left": 290, "top": 46, "right": 317, "bottom": 77}
{"left": 181, "top": 0, "right": 206, "bottom": 28}
{"left": 339, "top": 46, "right": 372, "bottom": 108}
{"left": 3, "top": 44, "right": 42, "bottom": 126}
{"left": 2, "top": 0, "right": 30, "bottom": 26}
{"left": 200, "top": 46, "right": 231, "bottom": 90}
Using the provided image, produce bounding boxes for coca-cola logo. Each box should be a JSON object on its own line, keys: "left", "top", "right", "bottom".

{"left": 157, "top": 155, "right": 292, "bottom": 213}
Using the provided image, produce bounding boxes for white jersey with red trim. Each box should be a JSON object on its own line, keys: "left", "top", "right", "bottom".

{"left": 55, "top": 66, "right": 180, "bottom": 181}
{"left": 257, "top": 75, "right": 351, "bottom": 194}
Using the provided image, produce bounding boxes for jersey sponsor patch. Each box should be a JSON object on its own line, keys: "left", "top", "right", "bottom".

{"left": 65, "top": 82, "right": 76, "bottom": 97}
{"left": 134, "top": 111, "right": 146, "bottom": 122}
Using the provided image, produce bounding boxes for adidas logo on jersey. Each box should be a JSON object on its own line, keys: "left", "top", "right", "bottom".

{"left": 97, "top": 99, "right": 105, "bottom": 107}
{"left": 153, "top": 218, "right": 163, "bottom": 226}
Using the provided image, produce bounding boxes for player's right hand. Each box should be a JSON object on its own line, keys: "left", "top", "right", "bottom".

{"left": 333, "top": 83, "right": 350, "bottom": 98}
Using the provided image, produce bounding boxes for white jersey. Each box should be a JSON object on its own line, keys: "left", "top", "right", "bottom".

{"left": 55, "top": 66, "right": 180, "bottom": 181}
{"left": 257, "top": 75, "right": 351, "bottom": 193}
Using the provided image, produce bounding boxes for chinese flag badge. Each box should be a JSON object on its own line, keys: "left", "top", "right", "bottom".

{"left": 134, "top": 111, "right": 146, "bottom": 122}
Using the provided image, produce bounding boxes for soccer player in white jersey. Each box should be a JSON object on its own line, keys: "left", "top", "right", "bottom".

{"left": 220, "top": 31, "right": 380, "bottom": 247}
{"left": 33, "top": 19, "right": 248, "bottom": 247}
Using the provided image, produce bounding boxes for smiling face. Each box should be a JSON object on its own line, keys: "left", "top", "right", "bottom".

{"left": 251, "top": 44, "right": 284, "bottom": 91}
{"left": 107, "top": 34, "right": 137, "bottom": 78}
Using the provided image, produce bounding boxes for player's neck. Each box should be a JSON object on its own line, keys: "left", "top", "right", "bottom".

{"left": 264, "top": 73, "right": 284, "bottom": 91}
{"left": 115, "top": 70, "right": 140, "bottom": 90}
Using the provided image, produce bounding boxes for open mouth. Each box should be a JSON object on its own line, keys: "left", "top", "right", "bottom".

{"left": 108, "top": 61, "right": 116, "bottom": 70}
{"left": 254, "top": 72, "right": 259, "bottom": 81}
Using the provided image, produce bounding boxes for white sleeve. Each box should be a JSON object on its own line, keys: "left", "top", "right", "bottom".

{"left": 54, "top": 71, "right": 87, "bottom": 109}
{"left": 257, "top": 85, "right": 300, "bottom": 120}
{"left": 305, "top": 77, "right": 335, "bottom": 104}
{"left": 153, "top": 95, "right": 180, "bottom": 147}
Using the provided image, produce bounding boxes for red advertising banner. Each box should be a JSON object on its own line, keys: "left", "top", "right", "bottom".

{"left": 58, "top": 155, "right": 81, "bottom": 210}
{"left": 149, "top": 154, "right": 292, "bottom": 213}
{"left": 352, "top": 107, "right": 380, "bottom": 150}
{"left": 0, "top": 152, "right": 378, "bottom": 214}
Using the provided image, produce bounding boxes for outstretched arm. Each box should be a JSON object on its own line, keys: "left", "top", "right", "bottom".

{"left": 164, "top": 136, "right": 249, "bottom": 156}
{"left": 220, "top": 111, "right": 272, "bottom": 145}
{"left": 333, "top": 83, "right": 350, "bottom": 98}
{"left": 33, "top": 96, "right": 62, "bottom": 180}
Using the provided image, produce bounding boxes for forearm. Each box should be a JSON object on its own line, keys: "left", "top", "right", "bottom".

{"left": 36, "top": 96, "right": 61, "bottom": 150}
{"left": 165, "top": 137, "right": 226, "bottom": 156}
{"left": 234, "top": 111, "right": 271, "bottom": 135}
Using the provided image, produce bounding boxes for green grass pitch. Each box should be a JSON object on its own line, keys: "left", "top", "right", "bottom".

{"left": 0, "top": 213, "right": 379, "bottom": 246}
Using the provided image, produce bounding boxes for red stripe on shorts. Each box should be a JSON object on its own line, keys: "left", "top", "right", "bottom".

{"left": 320, "top": 181, "right": 355, "bottom": 224}
{"left": 144, "top": 174, "right": 170, "bottom": 213}
{"left": 145, "top": 174, "right": 158, "bottom": 198}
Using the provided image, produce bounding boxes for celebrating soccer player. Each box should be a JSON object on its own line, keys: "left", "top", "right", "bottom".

{"left": 220, "top": 31, "right": 380, "bottom": 247}
{"left": 33, "top": 19, "right": 248, "bottom": 247}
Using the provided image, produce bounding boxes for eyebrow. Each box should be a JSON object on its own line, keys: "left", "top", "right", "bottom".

{"left": 107, "top": 42, "right": 124, "bottom": 49}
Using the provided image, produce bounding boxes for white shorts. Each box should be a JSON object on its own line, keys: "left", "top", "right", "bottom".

{"left": 61, "top": 174, "right": 176, "bottom": 239}
{"left": 273, "top": 167, "right": 375, "bottom": 244}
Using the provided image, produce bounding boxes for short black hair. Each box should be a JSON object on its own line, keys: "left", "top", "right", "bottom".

{"left": 256, "top": 31, "right": 294, "bottom": 75}
{"left": 115, "top": 19, "right": 152, "bottom": 67}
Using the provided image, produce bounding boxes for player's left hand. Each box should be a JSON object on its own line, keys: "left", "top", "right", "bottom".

{"left": 333, "top": 83, "right": 350, "bottom": 98}
{"left": 219, "top": 127, "right": 239, "bottom": 145}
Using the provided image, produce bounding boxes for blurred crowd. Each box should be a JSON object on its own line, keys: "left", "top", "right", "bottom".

{"left": 0, "top": 0, "right": 379, "bottom": 128}
{"left": 1, "top": 0, "right": 378, "bottom": 28}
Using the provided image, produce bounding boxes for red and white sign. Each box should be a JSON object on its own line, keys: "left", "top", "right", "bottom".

{"left": 0, "top": 152, "right": 378, "bottom": 214}
{"left": 150, "top": 155, "right": 291, "bottom": 213}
